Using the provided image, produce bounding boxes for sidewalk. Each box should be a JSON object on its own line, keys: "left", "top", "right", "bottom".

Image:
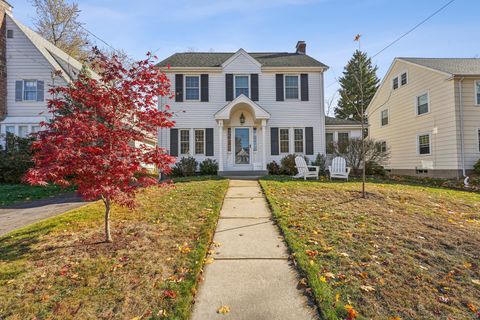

{"left": 191, "top": 179, "right": 317, "bottom": 320}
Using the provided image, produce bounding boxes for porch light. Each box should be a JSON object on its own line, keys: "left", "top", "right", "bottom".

{"left": 240, "top": 112, "right": 245, "bottom": 125}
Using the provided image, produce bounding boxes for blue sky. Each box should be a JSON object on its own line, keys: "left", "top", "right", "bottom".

{"left": 9, "top": 0, "right": 480, "bottom": 114}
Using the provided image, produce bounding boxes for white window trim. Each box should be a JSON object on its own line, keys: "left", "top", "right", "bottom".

{"left": 284, "top": 75, "right": 300, "bottom": 100}
{"left": 380, "top": 108, "right": 389, "bottom": 127}
{"left": 23, "top": 80, "right": 38, "bottom": 102}
{"left": 234, "top": 74, "right": 250, "bottom": 98}
{"left": 194, "top": 128, "right": 206, "bottom": 155}
{"left": 279, "top": 128, "right": 290, "bottom": 154}
{"left": 293, "top": 128, "right": 305, "bottom": 154}
{"left": 475, "top": 80, "right": 480, "bottom": 106}
{"left": 379, "top": 140, "right": 387, "bottom": 153}
{"left": 179, "top": 129, "right": 190, "bottom": 155}
{"left": 184, "top": 75, "right": 200, "bottom": 101}
{"left": 415, "top": 91, "right": 430, "bottom": 116}
{"left": 417, "top": 132, "right": 432, "bottom": 156}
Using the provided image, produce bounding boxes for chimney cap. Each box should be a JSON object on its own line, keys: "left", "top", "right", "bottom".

{"left": 296, "top": 41, "right": 306, "bottom": 55}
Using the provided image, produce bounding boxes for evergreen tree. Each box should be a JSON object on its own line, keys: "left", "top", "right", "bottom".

{"left": 335, "top": 50, "right": 379, "bottom": 121}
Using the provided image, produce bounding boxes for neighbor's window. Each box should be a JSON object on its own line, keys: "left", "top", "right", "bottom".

{"left": 381, "top": 109, "right": 389, "bottom": 126}
{"left": 401, "top": 72, "right": 407, "bottom": 86}
{"left": 377, "top": 141, "right": 387, "bottom": 153}
{"left": 6, "top": 126, "right": 15, "bottom": 135}
{"left": 285, "top": 75, "right": 299, "bottom": 99}
{"left": 180, "top": 129, "right": 190, "bottom": 154}
{"left": 31, "top": 126, "right": 41, "bottom": 133}
{"left": 194, "top": 129, "right": 205, "bottom": 154}
{"left": 392, "top": 76, "right": 399, "bottom": 90}
{"left": 6, "top": 29, "right": 13, "bottom": 38}
{"left": 185, "top": 76, "right": 200, "bottom": 100}
{"left": 227, "top": 128, "right": 232, "bottom": 152}
{"left": 18, "top": 126, "right": 28, "bottom": 138}
{"left": 475, "top": 80, "right": 480, "bottom": 105}
{"left": 338, "top": 132, "right": 349, "bottom": 153}
{"left": 325, "top": 132, "right": 334, "bottom": 154}
{"left": 24, "top": 80, "right": 38, "bottom": 101}
{"left": 418, "top": 134, "right": 431, "bottom": 155}
{"left": 294, "top": 128, "right": 304, "bottom": 153}
{"left": 279, "top": 128, "right": 289, "bottom": 153}
{"left": 416, "top": 93, "right": 429, "bottom": 115}
{"left": 235, "top": 75, "right": 249, "bottom": 98}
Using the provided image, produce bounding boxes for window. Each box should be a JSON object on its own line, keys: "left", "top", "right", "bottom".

{"left": 418, "top": 134, "right": 431, "bottom": 155}
{"left": 392, "top": 76, "right": 399, "bottom": 90}
{"left": 194, "top": 129, "right": 205, "bottom": 154}
{"left": 31, "top": 126, "right": 41, "bottom": 133}
{"left": 234, "top": 75, "right": 249, "bottom": 98}
{"left": 401, "top": 72, "right": 408, "bottom": 86}
{"left": 377, "top": 141, "right": 387, "bottom": 153}
{"left": 475, "top": 80, "right": 480, "bottom": 105}
{"left": 325, "top": 132, "right": 334, "bottom": 154}
{"left": 285, "top": 75, "right": 299, "bottom": 99}
{"left": 294, "top": 128, "right": 304, "bottom": 153}
{"left": 24, "top": 80, "right": 38, "bottom": 101}
{"left": 478, "top": 129, "right": 480, "bottom": 152}
{"left": 279, "top": 128, "right": 289, "bottom": 153}
{"left": 338, "top": 132, "right": 349, "bottom": 153}
{"left": 185, "top": 76, "right": 200, "bottom": 100}
{"left": 18, "top": 126, "right": 28, "bottom": 138}
{"left": 6, "top": 126, "right": 15, "bottom": 135}
{"left": 253, "top": 128, "right": 257, "bottom": 152}
{"left": 227, "top": 128, "right": 232, "bottom": 152}
{"left": 381, "top": 109, "right": 389, "bottom": 126}
{"left": 6, "top": 29, "right": 13, "bottom": 38}
{"left": 416, "top": 93, "right": 429, "bottom": 115}
{"left": 180, "top": 129, "right": 190, "bottom": 154}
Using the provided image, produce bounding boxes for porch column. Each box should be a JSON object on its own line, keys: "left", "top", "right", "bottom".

{"left": 261, "top": 120, "right": 267, "bottom": 170}
{"left": 218, "top": 120, "right": 224, "bottom": 172}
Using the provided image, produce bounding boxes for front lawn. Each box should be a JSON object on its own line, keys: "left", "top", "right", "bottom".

{"left": 0, "top": 184, "right": 68, "bottom": 207}
{"left": 0, "top": 179, "right": 228, "bottom": 319}
{"left": 260, "top": 178, "right": 480, "bottom": 320}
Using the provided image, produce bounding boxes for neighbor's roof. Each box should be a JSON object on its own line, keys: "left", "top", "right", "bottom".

{"left": 158, "top": 52, "right": 328, "bottom": 68}
{"left": 325, "top": 116, "right": 363, "bottom": 126}
{"left": 399, "top": 57, "right": 480, "bottom": 76}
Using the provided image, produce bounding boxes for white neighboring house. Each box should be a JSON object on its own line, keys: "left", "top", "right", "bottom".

{"left": 157, "top": 42, "right": 363, "bottom": 175}
{"left": 367, "top": 57, "right": 480, "bottom": 179}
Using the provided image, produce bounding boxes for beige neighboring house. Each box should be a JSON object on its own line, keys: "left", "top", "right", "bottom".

{"left": 367, "top": 57, "right": 480, "bottom": 179}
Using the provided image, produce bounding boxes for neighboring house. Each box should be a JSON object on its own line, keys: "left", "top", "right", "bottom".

{"left": 157, "top": 42, "right": 362, "bottom": 175}
{"left": 367, "top": 57, "right": 480, "bottom": 178}
{"left": 325, "top": 116, "right": 363, "bottom": 158}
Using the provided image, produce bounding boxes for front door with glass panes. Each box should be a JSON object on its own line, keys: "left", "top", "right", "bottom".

{"left": 234, "top": 128, "right": 250, "bottom": 165}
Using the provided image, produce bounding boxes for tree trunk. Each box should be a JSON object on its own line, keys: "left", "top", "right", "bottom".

{"left": 104, "top": 197, "right": 112, "bottom": 243}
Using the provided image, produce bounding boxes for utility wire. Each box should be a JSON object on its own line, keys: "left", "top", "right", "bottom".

{"left": 79, "top": 25, "right": 135, "bottom": 62}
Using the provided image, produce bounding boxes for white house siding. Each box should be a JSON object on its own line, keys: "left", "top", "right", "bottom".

{"left": 367, "top": 60, "right": 459, "bottom": 177}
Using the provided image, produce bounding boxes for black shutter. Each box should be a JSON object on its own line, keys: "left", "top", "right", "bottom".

{"left": 300, "top": 74, "right": 309, "bottom": 101}
{"left": 275, "top": 74, "right": 284, "bottom": 101}
{"left": 201, "top": 74, "right": 209, "bottom": 102}
{"left": 271, "top": 127, "right": 279, "bottom": 155}
{"left": 305, "top": 127, "right": 314, "bottom": 155}
{"left": 205, "top": 128, "right": 214, "bottom": 156}
{"left": 225, "top": 74, "right": 234, "bottom": 101}
{"left": 175, "top": 74, "right": 183, "bottom": 102}
{"left": 37, "top": 81, "right": 44, "bottom": 101}
{"left": 15, "top": 81, "right": 23, "bottom": 101}
{"left": 170, "top": 129, "right": 178, "bottom": 156}
{"left": 251, "top": 74, "right": 259, "bottom": 101}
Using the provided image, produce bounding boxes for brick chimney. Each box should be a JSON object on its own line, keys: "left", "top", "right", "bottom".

{"left": 296, "top": 41, "right": 306, "bottom": 55}
{"left": 0, "top": 1, "right": 12, "bottom": 121}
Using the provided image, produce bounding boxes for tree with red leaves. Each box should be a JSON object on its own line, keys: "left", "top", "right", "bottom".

{"left": 25, "top": 48, "right": 176, "bottom": 243}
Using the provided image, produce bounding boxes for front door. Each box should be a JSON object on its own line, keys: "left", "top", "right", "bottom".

{"left": 234, "top": 128, "right": 250, "bottom": 165}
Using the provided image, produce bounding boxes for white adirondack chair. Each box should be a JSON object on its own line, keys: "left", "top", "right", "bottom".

{"left": 328, "top": 157, "right": 351, "bottom": 180}
{"left": 294, "top": 156, "right": 319, "bottom": 180}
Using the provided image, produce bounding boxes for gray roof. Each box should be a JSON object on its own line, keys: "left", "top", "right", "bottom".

{"left": 325, "top": 116, "right": 363, "bottom": 126}
{"left": 399, "top": 57, "right": 480, "bottom": 76}
{"left": 158, "top": 52, "right": 328, "bottom": 68}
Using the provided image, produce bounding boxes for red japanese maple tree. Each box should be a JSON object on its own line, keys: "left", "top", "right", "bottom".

{"left": 25, "top": 48, "right": 176, "bottom": 243}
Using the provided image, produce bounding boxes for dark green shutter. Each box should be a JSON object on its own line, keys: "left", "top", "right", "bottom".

{"left": 251, "top": 74, "right": 259, "bottom": 101}
{"left": 200, "top": 74, "right": 209, "bottom": 102}
{"left": 15, "top": 81, "right": 23, "bottom": 101}
{"left": 305, "top": 127, "right": 314, "bottom": 155}
{"left": 170, "top": 129, "right": 178, "bottom": 156}
{"left": 300, "top": 74, "right": 309, "bottom": 101}
{"left": 271, "top": 127, "right": 279, "bottom": 155}
{"left": 225, "top": 74, "right": 233, "bottom": 101}
{"left": 275, "top": 74, "right": 284, "bottom": 101}
{"left": 175, "top": 74, "right": 183, "bottom": 102}
{"left": 206, "top": 128, "right": 214, "bottom": 156}
{"left": 37, "top": 81, "right": 44, "bottom": 101}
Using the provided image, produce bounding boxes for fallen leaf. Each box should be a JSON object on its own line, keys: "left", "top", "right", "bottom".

{"left": 319, "top": 276, "right": 327, "bottom": 283}
{"left": 360, "top": 285, "right": 375, "bottom": 292}
{"left": 204, "top": 257, "right": 214, "bottom": 264}
{"left": 217, "top": 305, "right": 230, "bottom": 314}
{"left": 305, "top": 250, "right": 319, "bottom": 257}
{"left": 467, "top": 303, "right": 478, "bottom": 313}
{"left": 388, "top": 317, "right": 402, "bottom": 320}
{"left": 163, "top": 290, "right": 177, "bottom": 299}
{"left": 472, "top": 279, "right": 480, "bottom": 285}
{"left": 339, "top": 252, "right": 350, "bottom": 257}
{"left": 335, "top": 293, "right": 340, "bottom": 303}
{"left": 344, "top": 305, "right": 358, "bottom": 320}
{"left": 324, "top": 272, "right": 336, "bottom": 279}
{"left": 438, "top": 296, "right": 450, "bottom": 304}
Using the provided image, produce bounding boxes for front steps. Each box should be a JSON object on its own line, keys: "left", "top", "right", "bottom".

{"left": 218, "top": 170, "right": 268, "bottom": 178}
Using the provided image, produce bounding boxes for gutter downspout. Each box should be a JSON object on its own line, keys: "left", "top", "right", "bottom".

{"left": 458, "top": 77, "right": 468, "bottom": 184}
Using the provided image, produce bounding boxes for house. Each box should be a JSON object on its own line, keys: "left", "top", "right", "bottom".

{"left": 367, "top": 57, "right": 480, "bottom": 178}
{"left": 157, "top": 43, "right": 363, "bottom": 175}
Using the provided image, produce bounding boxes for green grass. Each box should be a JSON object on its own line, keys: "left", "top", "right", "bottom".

{"left": 260, "top": 178, "right": 480, "bottom": 320}
{"left": 0, "top": 184, "right": 70, "bottom": 207}
{"left": 0, "top": 178, "right": 229, "bottom": 319}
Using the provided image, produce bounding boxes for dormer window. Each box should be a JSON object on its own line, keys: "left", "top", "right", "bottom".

{"left": 285, "top": 75, "right": 299, "bottom": 99}
{"left": 234, "top": 75, "right": 249, "bottom": 98}
{"left": 185, "top": 76, "right": 200, "bottom": 100}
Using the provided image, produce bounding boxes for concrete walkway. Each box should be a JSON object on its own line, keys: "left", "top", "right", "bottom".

{"left": 0, "top": 193, "right": 85, "bottom": 236}
{"left": 191, "top": 180, "right": 317, "bottom": 320}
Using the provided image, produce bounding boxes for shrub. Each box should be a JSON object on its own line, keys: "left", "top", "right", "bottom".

{"left": 171, "top": 157, "right": 197, "bottom": 177}
{"left": 267, "top": 161, "right": 281, "bottom": 175}
{"left": 280, "top": 154, "right": 308, "bottom": 176}
{"left": 474, "top": 159, "right": 480, "bottom": 174}
{"left": 365, "top": 160, "right": 386, "bottom": 176}
{"left": 0, "top": 133, "right": 34, "bottom": 183}
{"left": 311, "top": 153, "right": 327, "bottom": 176}
{"left": 199, "top": 158, "right": 218, "bottom": 175}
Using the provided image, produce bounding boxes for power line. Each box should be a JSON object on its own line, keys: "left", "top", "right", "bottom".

{"left": 79, "top": 25, "right": 135, "bottom": 62}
